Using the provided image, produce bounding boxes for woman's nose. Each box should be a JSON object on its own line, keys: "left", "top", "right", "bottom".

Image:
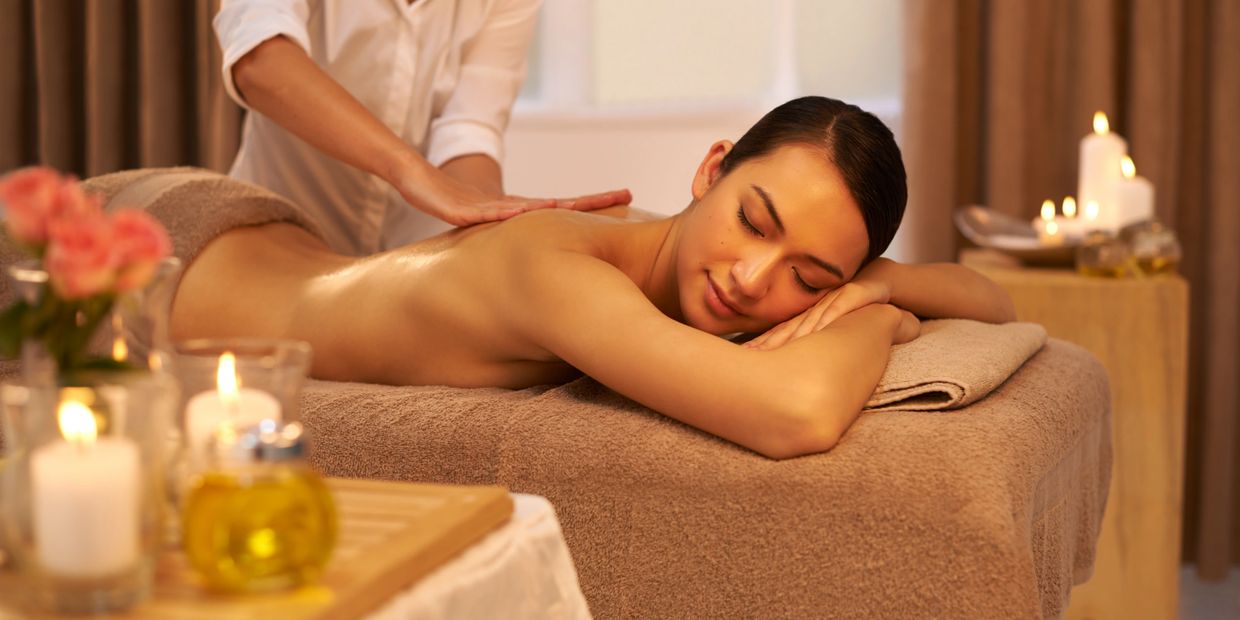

{"left": 730, "top": 250, "right": 778, "bottom": 299}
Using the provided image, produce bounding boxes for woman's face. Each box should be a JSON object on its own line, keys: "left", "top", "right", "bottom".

{"left": 675, "top": 141, "right": 870, "bottom": 335}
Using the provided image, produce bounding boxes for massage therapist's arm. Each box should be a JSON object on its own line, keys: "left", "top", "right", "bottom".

{"left": 439, "top": 154, "right": 503, "bottom": 199}
{"left": 505, "top": 249, "right": 911, "bottom": 460}
{"left": 230, "top": 36, "right": 629, "bottom": 225}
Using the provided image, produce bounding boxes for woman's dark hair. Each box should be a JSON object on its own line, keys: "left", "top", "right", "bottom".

{"left": 719, "top": 96, "right": 906, "bottom": 267}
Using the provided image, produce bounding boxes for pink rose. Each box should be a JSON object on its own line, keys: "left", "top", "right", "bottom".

{"left": 111, "top": 209, "right": 171, "bottom": 292}
{"left": 0, "top": 167, "right": 61, "bottom": 245}
{"left": 50, "top": 177, "right": 104, "bottom": 220}
{"left": 45, "top": 213, "right": 119, "bottom": 299}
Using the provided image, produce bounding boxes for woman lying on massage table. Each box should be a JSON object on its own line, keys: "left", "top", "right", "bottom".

{"left": 173, "top": 96, "right": 1015, "bottom": 459}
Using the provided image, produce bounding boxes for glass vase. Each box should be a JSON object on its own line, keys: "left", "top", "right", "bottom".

{"left": 4, "top": 257, "right": 182, "bottom": 386}
{"left": 0, "top": 374, "right": 178, "bottom": 613}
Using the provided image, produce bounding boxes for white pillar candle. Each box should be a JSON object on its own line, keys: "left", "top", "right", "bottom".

{"left": 31, "top": 401, "right": 140, "bottom": 578}
{"left": 1078, "top": 112, "right": 1127, "bottom": 232}
{"left": 1117, "top": 156, "right": 1155, "bottom": 228}
{"left": 184, "top": 352, "right": 282, "bottom": 462}
{"left": 185, "top": 388, "right": 282, "bottom": 456}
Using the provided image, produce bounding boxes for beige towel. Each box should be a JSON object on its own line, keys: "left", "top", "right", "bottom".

{"left": 300, "top": 340, "right": 1110, "bottom": 619}
{"left": 869, "top": 319, "right": 1047, "bottom": 411}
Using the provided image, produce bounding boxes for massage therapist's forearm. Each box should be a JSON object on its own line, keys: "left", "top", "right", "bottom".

{"left": 440, "top": 154, "right": 503, "bottom": 198}
{"left": 866, "top": 258, "right": 1016, "bottom": 323}
{"left": 231, "top": 36, "right": 437, "bottom": 189}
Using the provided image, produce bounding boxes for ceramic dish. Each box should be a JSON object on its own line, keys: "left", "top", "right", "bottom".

{"left": 954, "top": 205, "right": 1078, "bottom": 265}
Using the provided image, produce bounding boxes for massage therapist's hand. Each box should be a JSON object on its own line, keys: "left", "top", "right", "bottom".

{"left": 390, "top": 157, "right": 632, "bottom": 227}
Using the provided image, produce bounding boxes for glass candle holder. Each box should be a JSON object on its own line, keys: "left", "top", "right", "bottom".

{"left": 0, "top": 374, "right": 177, "bottom": 614}
{"left": 171, "top": 339, "right": 312, "bottom": 474}
{"left": 1075, "top": 231, "right": 1134, "bottom": 278}
{"left": 1120, "top": 220, "right": 1182, "bottom": 276}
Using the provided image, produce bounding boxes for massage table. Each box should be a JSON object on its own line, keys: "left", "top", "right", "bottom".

{"left": 0, "top": 169, "right": 1111, "bottom": 618}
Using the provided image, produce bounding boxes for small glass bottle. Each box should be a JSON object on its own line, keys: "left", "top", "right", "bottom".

{"left": 181, "top": 420, "right": 337, "bottom": 592}
{"left": 1075, "top": 231, "right": 1134, "bottom": 278}
{"left": 1121, "top": 220, "right": 1182, "bottom": 275}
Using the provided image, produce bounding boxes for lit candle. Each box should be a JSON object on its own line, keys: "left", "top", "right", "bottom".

{"left": 1051, "top": 196, "right": 1087, "bottom": 241}
{"left": 1033, "top": 199, "right": 1063, "bottom": 245}
{"left": 1117, "top": 155, "right": 1155, "bottom": 228}
{"left": 185, "top": 352, "right": 282, "bottom": 463}
{"left": 1077, "top": 111, "right": 1127, "bottom": 233}
{"left": 31, "top": 398, "right": 141, "bottom": 578}
{"left": 1084, "top": 200, "right": 1100, "bottom": 221}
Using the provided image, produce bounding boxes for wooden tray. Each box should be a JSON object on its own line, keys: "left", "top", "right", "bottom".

{"left": 0, "top": 478, "right": 514, "bottom": 619}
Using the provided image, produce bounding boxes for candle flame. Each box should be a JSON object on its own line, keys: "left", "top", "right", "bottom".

{"left": 1084, "top": 200, "right": 1100, "bottom": 220}
{"left": 1046, "top": 220, "right": 1059, "bottom": 236}
{"left": 1121, "top": 156, "right": 1136, "bottom": 179}
{"left": 111, "top": 314, "right": 127, "bottom": 361}
{"left": 1063, "top": 196, "right": 1077, "bottom": 218}
{"left": 58, "top": 399, "right": 97, "bottom": 443}
{"left": 217, "top": 352, "right": 240, "bottom": 401}
{"left": 1040, "top": 200, "right": 1055, "bottom": 221}
{"left": 1093, "top": 111, "right": 1109, "bottom": 135}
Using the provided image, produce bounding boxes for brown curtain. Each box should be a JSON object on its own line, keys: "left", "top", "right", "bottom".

{"left": 0, "top": 0, "right": 242, "bottom": 178}
{"left": 902, "top": 0, "right": 1240, "bottom": 577}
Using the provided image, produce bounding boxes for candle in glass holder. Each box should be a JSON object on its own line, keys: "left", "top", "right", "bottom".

{"left": 31, "top": 399, "right": 141, "bottom": 578}
{"left": 1078, "top": 111, "right": 1127, "bottom": 232}
{"left": 1117, "top": 156, "right": 1155, "bottom": 228}
{"left": 185, "top": 352, "right": 282, "bottom": 459}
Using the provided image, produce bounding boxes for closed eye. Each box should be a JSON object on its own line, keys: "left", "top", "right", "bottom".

{"left": 737, "top": 205, "right": 763, "bottom": 237}
{"left": 792, "top": 267, "right": 823, "bottom": 294}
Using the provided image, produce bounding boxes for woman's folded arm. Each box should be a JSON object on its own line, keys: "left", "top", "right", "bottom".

{"left": 859, "top": 258, "right": 1016, "bottom": 323}
{"left": 504, "top": 249, "right": 906, "bottom": 459}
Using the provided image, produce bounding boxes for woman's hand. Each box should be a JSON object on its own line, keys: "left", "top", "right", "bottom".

{"left": 742, "top": 279, "right": 894, "bottom": 351}
{"left": 391, "top": 161, "right": 632, "bottom": 227}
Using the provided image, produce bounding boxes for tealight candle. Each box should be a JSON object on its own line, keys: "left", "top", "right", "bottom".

{"left": 1033, "top": 199, "right": 1063, "bottom": 245}
{"left": 1050, "top": 196, "right": 1085, "bottom": 241}
{"left": 31, "top": 399, "right": 141, "bottom": 578}
{"left": 1078, "top": 111, "right": 1127, "bottom": 232}
{"left": 1117, "top": 156, "right": 1155, "bottom": 228}
{"left": 185, "top": 352, "right": 282, "bottom": 462}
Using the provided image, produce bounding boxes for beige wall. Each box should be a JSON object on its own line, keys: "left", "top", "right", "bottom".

{"left": 506, "top": 0, "right": 905, "bottom": 257}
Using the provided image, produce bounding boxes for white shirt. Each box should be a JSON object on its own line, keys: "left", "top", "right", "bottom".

{"left": 215, "top": 0, "right": 540, "bottom": 255}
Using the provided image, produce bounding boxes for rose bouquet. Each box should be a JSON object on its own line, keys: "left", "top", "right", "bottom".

{"left": 0, "top": 167, "right": 172, "bottom": 377}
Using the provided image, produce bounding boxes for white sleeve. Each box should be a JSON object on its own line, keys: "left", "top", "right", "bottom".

{"left": 213, "top": 0, "right": 313, "bottom": 110}
{"left": 426, "top": 0, "right": 541, "bottom": 167}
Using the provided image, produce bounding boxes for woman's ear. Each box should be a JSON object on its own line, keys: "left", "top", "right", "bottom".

{"left": 691, "top": 140, "right": 734, "bottom": 200}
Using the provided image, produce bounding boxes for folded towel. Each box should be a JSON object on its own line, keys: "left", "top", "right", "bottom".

{"left": 868, "top": 319, "right": 1047, "bottom": 411}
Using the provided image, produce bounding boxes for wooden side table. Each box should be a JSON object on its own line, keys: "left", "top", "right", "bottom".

{"left": 0, "top": 478, "right": 515, "bottom": 619}
{"left": 960, "top": 249, "right": 1189, "bottom": 620}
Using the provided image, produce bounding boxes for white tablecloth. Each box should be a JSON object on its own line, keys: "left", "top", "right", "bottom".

{"left": 366, "top": 494, "right": 591, "bottom": 619}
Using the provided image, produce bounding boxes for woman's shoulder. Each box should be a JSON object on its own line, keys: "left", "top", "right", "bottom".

{"left": 469, "top": 207, "right": 637, "bottom": 254}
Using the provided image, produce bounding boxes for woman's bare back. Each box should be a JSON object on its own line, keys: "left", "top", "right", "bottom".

{"left": 172, "top": 206, "right": 659, "bottom": 387}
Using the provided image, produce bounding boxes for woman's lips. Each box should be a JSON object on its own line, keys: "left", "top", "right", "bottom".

{"left": 705, "top": 275, "right": 741, "bottom": 319}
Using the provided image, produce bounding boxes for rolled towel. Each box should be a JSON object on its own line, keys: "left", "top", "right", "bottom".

{"left": 867, "top": 319, "right": 1047, "bottom": 412}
